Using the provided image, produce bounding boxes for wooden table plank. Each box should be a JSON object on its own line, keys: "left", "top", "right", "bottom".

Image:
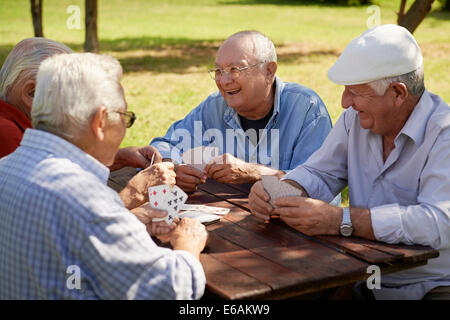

{"left": 198, "top": 179, "right": 251, "bottom": 211}
{"left": 316, "top": 235, "right": 439, "bottom": 264}
{"left": 200, "top": 254, "right": 271, "bottom": 300}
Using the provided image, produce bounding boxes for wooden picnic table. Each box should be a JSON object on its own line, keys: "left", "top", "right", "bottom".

{"left": 108, "top": 167, "right": 440, "bottom": 300}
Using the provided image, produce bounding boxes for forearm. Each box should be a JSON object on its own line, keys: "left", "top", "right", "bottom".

{"left": 350, "top": 207, "right": 376, "bottom": 240}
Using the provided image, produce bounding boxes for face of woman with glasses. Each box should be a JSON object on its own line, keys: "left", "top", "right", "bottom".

{"left": 214, "top": 37, "right": 275, "bottom": 119}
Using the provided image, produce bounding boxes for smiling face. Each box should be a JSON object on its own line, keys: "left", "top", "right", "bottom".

{"left": 341, "top": 83, "right": 400, "bottom": 137}
{"left": 214, "top": 36, "right": 275, "bottom": 119}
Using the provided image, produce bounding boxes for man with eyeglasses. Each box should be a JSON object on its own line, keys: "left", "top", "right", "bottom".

{"left": 0, "top": 38, "right": 162, "bottom": 171}
{"left": 150, "top": 31, "right": 333, "bottom": 192}
{"left": 0, "top": 53, "right": 208, "bottom": 299}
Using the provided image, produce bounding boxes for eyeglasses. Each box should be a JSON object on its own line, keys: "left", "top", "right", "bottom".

{"left": 113, "top": 111, "right": 136, "bottom": 128}
{"left": 208, "top": 61, "right": 265, "bottom": 80}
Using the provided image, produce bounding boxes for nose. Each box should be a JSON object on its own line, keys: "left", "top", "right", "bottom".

{"left": 341, "top": 87, "right": 353, "bottom": 109}
{"left": 218, "top": 72, "right": 233, "bottom": 86}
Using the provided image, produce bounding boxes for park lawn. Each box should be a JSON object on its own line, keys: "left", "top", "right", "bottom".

{"left": 1, "top": 0, "right": 449, "bottom": 204}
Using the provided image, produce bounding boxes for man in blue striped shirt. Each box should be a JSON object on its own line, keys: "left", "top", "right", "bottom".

{"left": 0, "top": 53, "right": 207, "bottom": 299}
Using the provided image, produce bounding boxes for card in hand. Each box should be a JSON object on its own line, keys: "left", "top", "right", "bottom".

{"left": 261, "top": 175, "right": 305, "bottom": 207}
{"left": 148, "top": 184, "right": 188, "bottom": 225}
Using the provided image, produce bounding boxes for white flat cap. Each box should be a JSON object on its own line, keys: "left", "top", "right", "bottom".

{"left": 328, "top": 24, "right": 423, "bottom": 85}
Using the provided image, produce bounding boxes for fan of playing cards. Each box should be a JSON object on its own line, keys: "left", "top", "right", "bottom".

{"left": 262, "top": 175, "right": 305, "bottom": 206}
{"left": 148, "top": 184, "right": 230, "bottom": 225}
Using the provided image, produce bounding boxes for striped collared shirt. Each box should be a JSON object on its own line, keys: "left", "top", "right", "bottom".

{"left": 0, "top": 129, "right": 205, "bottom": 299}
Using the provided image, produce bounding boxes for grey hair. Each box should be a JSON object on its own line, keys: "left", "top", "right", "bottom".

{"left": 32, "top": 53, "right": 125, "bottom": 139}
{"left": 369, "top": 64, "right": 425, "bottom": 97}
{"left": 0, "top": 38, "right": 73, "bottom": 100}
{"left": 227, "top": 30, "right": 277, "bottom": 64}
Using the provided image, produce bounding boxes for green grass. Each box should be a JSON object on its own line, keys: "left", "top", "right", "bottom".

{"left": 1, "top": 0, "right": 449, "bottom": 205}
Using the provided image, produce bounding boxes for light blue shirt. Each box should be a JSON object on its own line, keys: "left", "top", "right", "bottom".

{"left": 284, "top": 91, "right": 450, "bottom": 299}
{"left": 0, "top": 129, "right": 205, "bottom": 300}
{"left": 150, "top": 76, "right": 332, "bottom": 171}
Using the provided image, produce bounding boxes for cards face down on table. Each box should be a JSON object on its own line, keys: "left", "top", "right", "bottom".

{"left": 148, "top": 185, "right": 229, "bottom": 225}
{"left": 262, "top": 175, "right": 305, "bottom": 206}
{"left": 182, "top": 146, "right": 220, "bottom": 172}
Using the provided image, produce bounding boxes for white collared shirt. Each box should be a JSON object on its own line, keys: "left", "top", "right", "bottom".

{"left": 284, "top": 90, "right": 450, "bottom": 299}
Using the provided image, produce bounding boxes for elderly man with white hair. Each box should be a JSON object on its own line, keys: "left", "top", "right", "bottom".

{"left": 0, "top": 53, "right": 208, "bottom": 299}
{"left": 249, "top": 24, "right": 450, "bottom": 300}
{"left": 150, "top": 30, "right": 334, "bottom": 194}
{"left": 0, "top": 37, "right": 163, "bottom": 170}
{"left": 0, "top": 38, "right": 175, "bottom": 210}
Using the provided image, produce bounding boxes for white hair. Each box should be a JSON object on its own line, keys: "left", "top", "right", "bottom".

{"left": 227, "top": 30, "right": 277, "bottom": 64}
{"left": 369, "top": 64, "right": 425, "bottom": 97}
{"left": 32, "top": 53, "right": 125, "bottom": 139}
{"left": 0, "top": 38, "right": 73, "bottom": 100}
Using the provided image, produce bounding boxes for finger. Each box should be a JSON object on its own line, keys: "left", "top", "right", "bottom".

{"left": 273, "top": 206, "right": 302, "bottom": 219}
{"left": 210, "top": 167, "right": 229, "bottom": 181}
{"left": 206, "top": 163, "right": 225, "bottom": 178}
{"left": 272, "top": 196, "right": 305, "bottom": 208}
{"left": 179, "top": 165, "right": 205, "bottom": 179}
{"left": 252, "top": 182, "right": 270, "bottom": 202}
{"left": 176, "top": 172, "right": 203, "bottom": 185}
{"left": 250, "top": 193, "right": 273, "bottom": 214}
{"left": 251, "top": 210, "right": 271, "bottom": 221}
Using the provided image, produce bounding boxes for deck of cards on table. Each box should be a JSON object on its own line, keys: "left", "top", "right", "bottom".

{"left": 148, "top": 185, "right": 230, "bottom": 225}
{"left": 182, "top": 146, "right": 219, "bottom": 172}
{"left": 262, "top": 175, "right": 305, "bottom": 206}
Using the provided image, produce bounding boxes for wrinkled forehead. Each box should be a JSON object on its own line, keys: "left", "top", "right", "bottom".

{"left": 215, "top": 36, "right": 257, "bottom": 67}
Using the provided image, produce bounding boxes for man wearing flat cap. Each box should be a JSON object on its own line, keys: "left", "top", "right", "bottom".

{"left": 249, "top": 24, "right": 450, "bottom": 300}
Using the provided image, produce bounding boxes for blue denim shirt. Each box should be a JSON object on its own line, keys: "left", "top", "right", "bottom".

{"left": 151, "top": 76, "right": 332, "bottom": 172}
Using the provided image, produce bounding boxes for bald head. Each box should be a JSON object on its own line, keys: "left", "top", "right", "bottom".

{"left": 0, "top": 38, "right": 73, "bottom": 117}
{"left": 218, "top": 31, "right": 277, "bottom": 64}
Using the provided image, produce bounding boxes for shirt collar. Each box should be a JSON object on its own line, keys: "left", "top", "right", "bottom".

{"left": 223, "top": 75, "right": 283, "bottom": 127}
{"left": 0, "top": 98, "right": 32, "bottom": 132}
{"left": 20, "top": 128, "right": 110, "bottom": 183}
{"left": 397, "top": 90, "right": 433, "bottom": 146}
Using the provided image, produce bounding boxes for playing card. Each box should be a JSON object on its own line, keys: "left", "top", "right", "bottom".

{"left": 148, "top": 184, "right": 188, "bottom": 225}
{"left": 182, "top": 146, "right": 219, "bottom": 172}
{"left": 179, "top": 210, "right": 221, "bottom": 225}
{"left": 199, "top": 205, "right": 230, "bottom": 216}
{"left": 180, "top": 204, "right": 207, "bottom": 211}
{"left": 262, "top": 175, "right": 305, "bottom": 206}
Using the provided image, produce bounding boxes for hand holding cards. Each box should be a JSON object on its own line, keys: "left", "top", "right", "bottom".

{"left": 262, "top": 175, "right": 305, "bottom": 207}
{"left": 148, "top": 184, "right": 188, "bottom": 225}
{"left": 182, "top": 146, "right": 219, "bottom": 172}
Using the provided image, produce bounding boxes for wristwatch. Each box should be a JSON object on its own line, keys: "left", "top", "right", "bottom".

{"left": 340, "top": 207, "right": 353, "bottom": 237}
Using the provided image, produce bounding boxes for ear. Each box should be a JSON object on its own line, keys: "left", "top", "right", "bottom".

{"left": 21, "top": 79, "right": 36, "bottom": 117}
{"left": 265, "top": 61, "right": 277, "bottom": 83}
{"left": 389, "top": 82, "right": 409, "bottom": 107}
{"left": 90, "top": 106, "right": 108, "bottom": 142}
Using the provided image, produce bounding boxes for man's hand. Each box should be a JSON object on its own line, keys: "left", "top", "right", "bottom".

{"left": 204, "top": 153, "right": 256, "bottom": 184}
{"left": 205, "top": 153, "right": 284, "bottom": 184}
{"left": 175, "top": 164, "right": 206, "bottom": 192}
{"left": 110, "top": 146, "right": 162, "bottom": 171}
{"left": 130, "top": 202, "right": 179, "bottom": 236}
{"left": 272, "top": 197, "right": 341, "bottom": 236}
{"left": 120, "top": 162, "right": 176, "bottom": 210}
{"left": 248, "top": 181, "right": 274, "bottom": 221}
{"left": 170, "top": 218, "right": 208, "bottom": 260}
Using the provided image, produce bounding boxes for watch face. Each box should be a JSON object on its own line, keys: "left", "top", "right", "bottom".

{"left": 340, "top": 224, "right": 353, "bottom": 237}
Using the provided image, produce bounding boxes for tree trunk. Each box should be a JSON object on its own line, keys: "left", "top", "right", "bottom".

{"left": 84, "top": 0, "right": 98, "bottom": 53}
{"left": 397, "top": 0, "right": 435, "bottom": 33}
{"left": 30, "top": 0, "right": 43, "bottom": 37}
